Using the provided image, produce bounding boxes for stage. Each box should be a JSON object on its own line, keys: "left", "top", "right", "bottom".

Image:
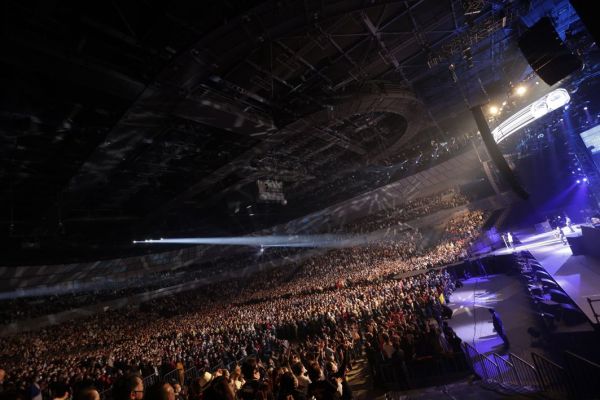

{"left": 490, "top": 224, "right": 600, "bottom": 326}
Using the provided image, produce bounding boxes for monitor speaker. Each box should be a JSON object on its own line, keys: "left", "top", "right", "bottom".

{"left": 566, "top": 236, "right": 585, "bottom": 256}
{"left": 518, "top": 17, "right": 582, "bottom": 85}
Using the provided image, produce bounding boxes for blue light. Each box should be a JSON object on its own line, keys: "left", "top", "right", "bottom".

{"left": 565, "top": 105, "right": 569, "bottom": 110}
{"left": 576, "top": 179, "right": 581, "bottom": 184}
{"left": 583, "top": 177, "right": 589, "bottom": 182}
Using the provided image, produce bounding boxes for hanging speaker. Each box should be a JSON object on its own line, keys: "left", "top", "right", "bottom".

{"left": 518, "top": 17, "right": 582, "bottom": 86}
{"left": 471, "top": 106, "right": 529, "bottom": 200}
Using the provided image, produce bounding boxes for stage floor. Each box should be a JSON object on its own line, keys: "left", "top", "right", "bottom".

{"left": 447, "top": 274, "right": 545, "bottom": 361}
{"left": 490, "top": 225, "right": 600, "bottom": 326}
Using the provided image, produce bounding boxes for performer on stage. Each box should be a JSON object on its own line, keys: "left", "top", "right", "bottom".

{"left": 506, "top": 232, "right": 514, "bottom": 249}
{"left": 556, "top": 226, "right": 567, "bottom": 245}
{"left": 565, "top": 214, "right": 575, "bottom": 232}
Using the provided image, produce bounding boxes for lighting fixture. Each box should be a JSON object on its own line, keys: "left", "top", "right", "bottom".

{"left": 492, "top": 88, "right": 570, "bottom": 143}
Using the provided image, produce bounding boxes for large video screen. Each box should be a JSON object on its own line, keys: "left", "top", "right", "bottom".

{"left": 580, "top": 125, "right": 600, "bottom": 171}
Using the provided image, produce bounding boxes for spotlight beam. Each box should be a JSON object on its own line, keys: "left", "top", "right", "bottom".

{"left": 133, "top": 232, "right": 411, "bottom": 249}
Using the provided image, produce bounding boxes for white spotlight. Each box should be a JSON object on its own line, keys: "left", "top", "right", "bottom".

{"left": 492, "top": 88, "right": 570, "bottom": 143}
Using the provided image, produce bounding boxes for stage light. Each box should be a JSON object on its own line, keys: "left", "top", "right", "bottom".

{"left": 584, "top": 106, "right": 588, "bottom": 110}
{"left": 583, "top": 177, "right": 589, "bottom": 182}
{"left": 565, "top": 105, "right": 569, "bottom": 110}
{"left": 515, "top": 85, "right": 527, "bottom": 96}
{"left": 576, "top": 179, "right": 581, "bottom": 184}
{"left": 489, "top": 105, "right": 499, "bottom": 115}
{"left": 492, "top": 88, "right": 570, "bottom": 143}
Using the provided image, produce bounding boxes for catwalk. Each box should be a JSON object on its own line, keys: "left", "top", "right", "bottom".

{"left": 492, "top": 224, "right": 600, "bottom": 325}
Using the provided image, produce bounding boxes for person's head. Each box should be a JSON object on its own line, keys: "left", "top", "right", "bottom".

{"left": 241, "top": 357, "right": 260, "bottom": 381}
{"left": 290, "top": 362, "right": 304, "bottom": 377}
{"left": 307, "top": 362, "right": 322, "bottom": 383}
{"left": 112, "top": 374, "right": 144, "bottom": 400}
{"left": 325, "top": 361, "right": 338, "bottom": 375}
{"left": 50, "top": 382, "right": 71, "bottom": 400}
{"left": 145, "top": 382, "right": 175, "bottom": 400}
{"left": 0, "top": 368, "right": 5, "bottom": 382}
{"left": 488, "top": 308, "right": 495, "bottom": 314}
{"left": 278, "top": 372, "right": 298, "bottom": 394}
{"left": 74, "top": 387, "right": 100, "bottom": 400}
{"left": 198, "top": 372, "right": 213, "bottom": 392}
{"left": 202, "top": 376, "right": 235, "bottom": 400}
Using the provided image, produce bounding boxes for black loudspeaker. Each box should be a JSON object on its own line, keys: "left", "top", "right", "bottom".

{"left": 567, "top": 236, "right": 585, "bottom": 256}
{"left": 570, "top": 0, "right": 600, "bottom": 46}
{"left": 471, "top": 106, "right": 529, "bottom": 200}
{"left": 518, "top": 17, "right": 582, "bottom": 85}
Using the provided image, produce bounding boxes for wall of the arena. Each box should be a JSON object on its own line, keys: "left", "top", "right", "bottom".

{"left": 271, "top": 147, "right": 489, "bottom": 234}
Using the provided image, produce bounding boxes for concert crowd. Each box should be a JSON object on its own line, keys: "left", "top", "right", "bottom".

{"left": 0, "top": 209, "right": 485, "bottom": 400}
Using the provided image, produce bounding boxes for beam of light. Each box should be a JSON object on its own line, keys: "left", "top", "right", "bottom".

{"left": 133, "top": 232, "right": 410, "bottom": 248}
{"left": 493, "top": 88, "right": 570, "bottom": 143}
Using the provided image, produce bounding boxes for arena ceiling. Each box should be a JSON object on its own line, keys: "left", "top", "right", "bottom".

{"left": 0, "top": 0, "right": 586, "bottom": 263}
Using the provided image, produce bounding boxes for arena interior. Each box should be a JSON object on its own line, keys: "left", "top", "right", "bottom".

{"left": 2, "top": 1, "right": 600, "bottom": 399}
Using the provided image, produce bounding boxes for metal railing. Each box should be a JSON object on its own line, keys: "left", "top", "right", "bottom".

{"left": 463, "top": 342, "right": 546, "bottom": 392}
{"left": 587, "top": 297, "right": 600, "bottom": 325}
{"left": 184, "top": 367, "right": 200, "bottom": 385}
{"left": 492, "top": 353, "right": 518, "bottom": 386}
{"left": 463, "top": 342, "right": 500, "bottom": 381}
{"left": 162, "top": 368, "right": 181, "bottom": 385}
{"left": 531, "top": 352, "right": 572, "bottom": 399}
{"left": 143, "top": 373, "right": 160, "bottom": 388}
{"left": 563, "top": 351, "right": 600, "bottom": 399}
{"left": 508, "top": 353, "right": 539, "bottom": 389}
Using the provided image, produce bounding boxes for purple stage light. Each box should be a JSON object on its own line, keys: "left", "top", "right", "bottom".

{"left": 576, "top": 179, "right": 581, "bottom": 184}
{"left": 583, "top": 177, "right": 589, "bottom": 182}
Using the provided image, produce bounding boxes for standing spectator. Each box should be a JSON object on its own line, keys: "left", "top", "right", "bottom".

{"left": 489, "top": 309, "right": 509, "bottom": 348}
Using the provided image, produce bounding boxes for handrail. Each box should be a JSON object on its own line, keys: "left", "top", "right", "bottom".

{"left": 492, "top": 353, "right": 518, "bottom": 386}
{"left": 480, "top": 353, "right": 500, "bottom": 381}
{"left": 586, "top": 297, "right": 600, "bottom": 325}
{"left": 508, "top": 353, "right": 539, "bottom": 389}
{"left": 563, "top": 351, "right": 600, "bottom": 399}
{"left": 462, "top": 342, "right": 499, "bottom": 381}
{"left": 531, "top": 352, "right": 572, "bottom": 398}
